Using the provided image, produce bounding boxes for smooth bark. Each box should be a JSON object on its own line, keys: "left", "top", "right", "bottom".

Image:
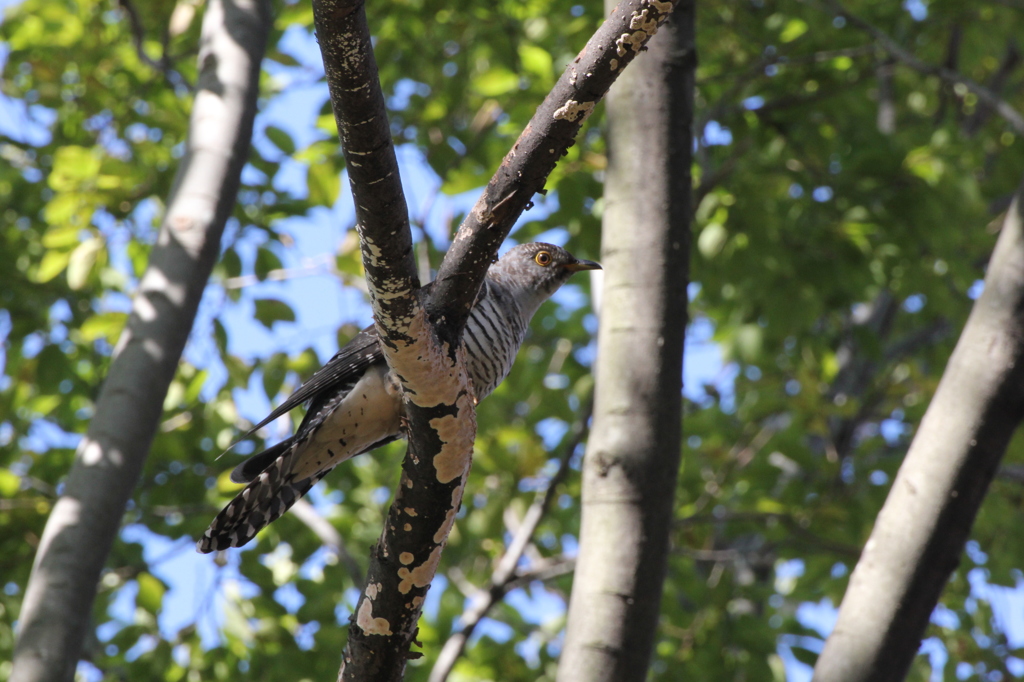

{"left": 813, "top": 183, "right": 1024, "bottom": 682}
{"left": 10, "top": 2, "right": 270, "bottom": 681}
{"left": 558, "top": 3, "right": 694, "bottom": 680}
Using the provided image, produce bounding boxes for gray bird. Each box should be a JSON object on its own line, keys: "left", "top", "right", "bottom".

{"left": 197, "top": 242, "right": 599, "bottom": 553}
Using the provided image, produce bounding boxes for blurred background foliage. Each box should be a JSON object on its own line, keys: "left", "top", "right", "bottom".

{"left": 3, "top": 0, "right": 1024, "bottom": 680}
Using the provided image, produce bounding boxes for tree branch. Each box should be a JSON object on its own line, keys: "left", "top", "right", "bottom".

{"left": 10, "top": 1, "right": 270, "bottom": 680}
{"left": 822, "top": 0, "right": 1024, "bottom": 134}
{"left": 430, "top": 0, "right": 683, "bottom": 342}
{"left": 311, "top": 3, "right": 476, "bottom": 680}
{"left": 813, "top": 180, "right": 1024, "bottom": 681}
{"left": 289, "top": 499, "right": 364, "bottom": 586}
{"left": 310, "top": 0, "right": 682, "bottom": 679}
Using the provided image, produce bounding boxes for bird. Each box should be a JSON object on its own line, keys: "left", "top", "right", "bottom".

{"left": 197, "top": 242, "right": 600, "bottom": 553}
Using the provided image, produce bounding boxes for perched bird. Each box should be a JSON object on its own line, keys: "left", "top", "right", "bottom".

{"left": 197, "top": 242, "right": 599, "bottom": 553}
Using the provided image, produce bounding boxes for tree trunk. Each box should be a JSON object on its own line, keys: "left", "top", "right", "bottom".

{"left": 558, "top": 3, "right": 694, "bottom": 680}
{"left": 812, "top": 181, "right": 1024, "bottom": 682}
{"left": 10, "top": 2, "right": 270, "bottom": 680}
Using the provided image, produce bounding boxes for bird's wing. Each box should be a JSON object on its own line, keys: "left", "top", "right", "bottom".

{"left": 225, "top": 326, "right": 384, "bottom": 449}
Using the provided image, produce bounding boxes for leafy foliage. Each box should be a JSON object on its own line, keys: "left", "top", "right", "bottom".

{"left": 4, "top": 0, "right": 1024, "bottom": 680}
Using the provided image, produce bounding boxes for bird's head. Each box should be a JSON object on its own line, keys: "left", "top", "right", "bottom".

{"left": 488, "top": 242, "right": 601, "bottom": 319}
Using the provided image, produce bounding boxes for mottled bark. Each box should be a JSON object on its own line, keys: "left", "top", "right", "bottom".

{"left": 813, "top": 182, "right": 1024, "bottom": 682}
{"left": 10, "top": 2, "right": 270, "bottom": 680}
{"left": 557, "top": 3, "right": 694, "bottom": 681}
{"left": 311, "top": 0, "right": 684, "bottom": 679}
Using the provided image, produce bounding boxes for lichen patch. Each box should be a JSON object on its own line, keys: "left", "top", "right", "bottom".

{"left": 434, "top": 484, "right": 466, "bottom": 544}
{"left": 399, "top": 552, "right": 415, "bottom": 565}
{"left": 430, "top": 392, "right": 476, "bottom": 484}
{"left": 616, "top": 30, "right": 647, "bottom": 57}
{"left": 397, "top": 545, "right": 443, "bottom": 594}
{"left": 386, "top": 313, "right": 469, "bottom": 409}
{"left": 553, "top": 100, "right": 596, "bottom": 123}
{"left": 629, "top": 8, "right": 658, "bottom": 33}
{"left": 356, "top": 599, "right": 393, "bottom": 636}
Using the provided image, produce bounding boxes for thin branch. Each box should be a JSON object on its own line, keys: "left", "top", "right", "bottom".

{"left": 429, "top": 402, "right": 592, "bottom": 682}
{"left": 822, "top": 0, "right": 1024, "bottom": 134}
{"left": 221, "top": 254, "right": 338, "bottom": 289}
{"left": 118, "top": 0, "right": 172, "bottom": 77}
{"left": 430, "top": 0, "right": 683, "bottom": 341}
{"left": 289, "top": 499, "right": 364, "bottom": 586}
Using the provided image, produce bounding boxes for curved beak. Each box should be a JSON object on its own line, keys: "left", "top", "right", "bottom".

{"left": 564, "top": 258, "right": 602, "bottom": 272}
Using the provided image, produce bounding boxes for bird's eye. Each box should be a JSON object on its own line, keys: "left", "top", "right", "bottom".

{"left": 535, "top": 251, "right": 552, "bottom": 266}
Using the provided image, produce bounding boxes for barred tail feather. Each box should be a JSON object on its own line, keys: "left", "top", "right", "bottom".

{"left": 196, "top": 443, "right": 332, "bottom": 553}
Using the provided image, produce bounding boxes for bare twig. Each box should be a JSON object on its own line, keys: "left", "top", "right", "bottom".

{"left": 118, "top": 0, "right": 172, "bottom": 77}
{"left": 821, "top": 0, "right": 1024, "bottom": 134}
{"left": 289, "top": 499, "right": 364, "bottom": 586}
{"left": 430, "top": 0, "right": 681, "bottom": 338}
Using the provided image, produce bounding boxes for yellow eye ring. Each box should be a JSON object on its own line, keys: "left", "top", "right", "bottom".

{"left": 535, "top": 251, "right": 552, "bottom": 266}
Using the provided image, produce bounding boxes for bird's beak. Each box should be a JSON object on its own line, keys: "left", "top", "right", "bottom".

{"left": 564, "top": 258, "right": 602, "bottom": 272}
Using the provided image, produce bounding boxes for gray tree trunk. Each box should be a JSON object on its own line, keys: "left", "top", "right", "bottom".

{"left": 557, "top": 3, "right": 694, "bottom": 680}
{"left": 10, "top": 2, "right": 270, "bottom": 680}
{"left": 812, "top": 181, "right": 1024, "bottom": 682}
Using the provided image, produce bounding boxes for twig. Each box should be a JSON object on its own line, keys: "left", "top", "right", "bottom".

{"left": 428, "top": 401, "right": 592, "bottom": 682}
{"left": 289, "top": 499, "right": 365, "bottom": 586}
{"left": 118, "top": 0, "right": 172, "bottom": 77}
{"left": 222, "top": 254, "right": 338, "bottom": 289}
{"left": 821, "top": 0, "right": 1024, "bottom": 134}
{"left": 430, "top": 0, "right": 682, "bottom": 337}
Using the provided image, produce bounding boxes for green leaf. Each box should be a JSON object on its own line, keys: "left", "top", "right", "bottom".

{"left": 472, "top": 68, "right": 519, "bottom": 97}
{"left": 47, "top": 146, "right": 101, "bottom": 191}
{"left": 698, "top": 223, "right": 728, "bottom": 259}
{"left": 0, "top": 469, "right": 21, "bottom": 497}
{"left": 34, "top": 249, "right": 73, "bottom": 283}
{"left": 265, "top": 125, "right": 296, "bottom": 155}
{"left": 66, "top": 237, "right": 103, "bottom": 290}
{"left": 41, "top": 224, "right": 82, "bottom": 248}
{"left": 254, "top": 247, "right": 282, "bottom": 280}
{"left": 789, "top": 646, "right": 819, "bottom": 666}
{"left": 221, "top": 248, "right": 242, "bottom": 279}
{"left": 780, "top": 18, "right": 808, "bottom": 43}
{"left": 253, "top": 299, "right": 295, "bottom": 328}
{"left": 136, "top": 572, "right": 166, "bottom": 615}
{"left": 518, "top": 44, "right": 552, "bottom": 80}
{"left": 80, "top": 312, "right": 128, "bottom": 344}
{"left": 307, "top": 161, "right": 340, "bottom": 207}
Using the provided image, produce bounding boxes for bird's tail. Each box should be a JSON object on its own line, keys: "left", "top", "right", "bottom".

{"left": 196, "top": 440, "right": 331, "bottom": 553}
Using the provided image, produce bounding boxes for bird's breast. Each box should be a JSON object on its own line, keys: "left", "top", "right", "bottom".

{"left": 461, "top": 290, "right": 526, "bottom": 400}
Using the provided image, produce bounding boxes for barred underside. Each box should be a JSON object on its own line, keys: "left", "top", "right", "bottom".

{"left": 462, "top": 280, "right": 526, "bottom": 399}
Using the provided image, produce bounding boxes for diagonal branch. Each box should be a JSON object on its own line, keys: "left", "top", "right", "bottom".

{"left": 822, "top": 0, "right": 1024, "bottom": 134}
{"left": 430, "top": 0, "right": 682, "bottom": 342}
{"left": 813, "top": 179, "right": 1024, "bottom": 681}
